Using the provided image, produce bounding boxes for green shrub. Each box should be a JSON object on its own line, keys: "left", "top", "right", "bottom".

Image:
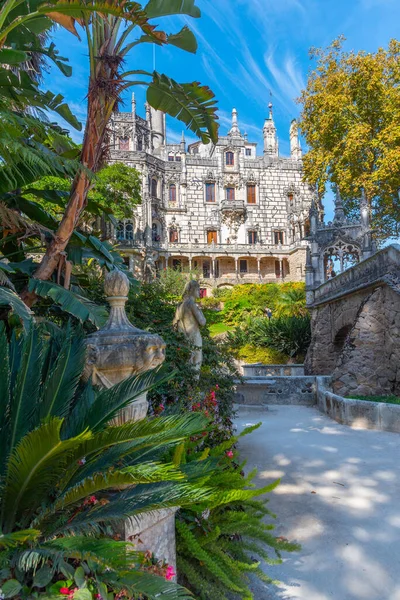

{"left": 237, "top": 344, "right": 288, "bottom": 364}
{"left": 246, "top": 316, "right": 311, "bottom": 359}
{"left": 200, "top": 296, "right": 221, "bottom": 309}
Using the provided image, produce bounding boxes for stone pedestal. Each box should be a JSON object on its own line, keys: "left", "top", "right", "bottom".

{"left": 84, "top": 270, "right": 177, "bottom": 570}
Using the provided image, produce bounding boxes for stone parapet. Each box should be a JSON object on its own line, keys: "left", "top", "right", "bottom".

{"left": 234, "top": 375, "right": 329, "bottom": 406}
{"left": 242, "top": 364, "right": 305, "bottom": 377}
{"left": 316, "top": 378, "right": 400, "bottom": 433}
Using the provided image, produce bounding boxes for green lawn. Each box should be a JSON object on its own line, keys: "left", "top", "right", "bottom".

{"left": 348, "top": 395, "right": 400, "bottom": 405}
{"left": 208, "top": 321, "right": 233, "bottom": 337}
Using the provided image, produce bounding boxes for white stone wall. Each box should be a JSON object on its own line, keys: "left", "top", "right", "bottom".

{"left": 109, "top": 106, "right": 313, "bottom": 284}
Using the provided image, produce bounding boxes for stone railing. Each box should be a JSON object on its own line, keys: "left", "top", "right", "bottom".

{"left": 242, "top": 363, "right": 305, "bottom": 377}
{"left": 309, "top": 244, "right": 400, "bottom": 307}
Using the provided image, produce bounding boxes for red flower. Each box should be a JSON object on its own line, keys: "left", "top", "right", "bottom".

{"left": 159, "top": 404, "right": 165, "bottom": 411}
{"left": 226, "top": 450, "right": 234, "bottom": 458}
{"left": 60, "top": 588, "right": 70, "bottom": 595}
{"left": 165, "top": 565, "right": 175, "bottom": 581}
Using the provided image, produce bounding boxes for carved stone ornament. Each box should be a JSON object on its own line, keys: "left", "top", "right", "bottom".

{"left": 84, "top": 270, "right": 165, "bottom": 422}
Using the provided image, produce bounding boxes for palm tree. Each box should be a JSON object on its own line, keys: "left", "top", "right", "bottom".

{"left": 274, "top": 288, "right": 308, "bottom": 318}
{"left": 17, "top": 1, "right": 218, "bottom": 302}
{"left": 0, "top": 322, "right": 212, "bottom": 598}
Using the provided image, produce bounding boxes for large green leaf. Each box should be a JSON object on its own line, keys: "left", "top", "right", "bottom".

{"left": 146, "top": 72, "right": 218, "bottom": 144}
{"left": 8, "top": 326, "right": 43, "bottom": 455}
{"left": 145, "top": 0, "right": 201, "bottom": 18}
{"left": 1, "top": 419, "right": 91, "bottom": 532}
{"left": 0, "top": 48, "right": 28, "bottom": 65}
{"left": 0, "top": 287, "right": 33, "bottom": 330}
{"left": 40, "top": 328, "right": 86, "bottom": 421}
{"left": 28, "top": 279, "right": 108, "bottom": 328}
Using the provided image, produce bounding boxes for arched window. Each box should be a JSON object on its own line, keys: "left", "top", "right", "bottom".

{"left": 137, "top": 137, "right": 143, "bottom": 151}
{"left": 169, "top": 184, "right": 177, "bottom": 203}
{"left": 225, "top": 151, "right": 234, "bottom": 166}
{"left": 116, "top": 220, "right": 134, "bottom": 241}
{"left": 151, "top": 178, "right": 157, "bottom": 197}
{"left": 119, "top": 137, "right": 129, "bottom": 150}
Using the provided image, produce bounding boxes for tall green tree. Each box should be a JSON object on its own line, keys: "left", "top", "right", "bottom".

{"left": 21, "top": 0, "right": 219, "bottom": 301}
{"left": 298, "top": 37, "right": 400, "bottom": 240}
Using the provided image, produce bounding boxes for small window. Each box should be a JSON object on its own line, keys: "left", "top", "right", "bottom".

{"left": 175, "top": 155, "right": 181, "bottom": 162}
{"left": 304, "top": 218, "right": 311, "bottom": 237}
{"left": 248, "top": 231, "right": 258, "bottom": 245}
{"left": 288, "top": 192, "right": 294, "bottom": 206}
{"left": 274, "top": 231, "right": 284, "bottom": 245}
{"left": 247, "top": 184, "right": 256, "bottom": 204}
{"left": 203, "top": 261, "right": 211, "bottom": 278}
{"left": 245, "top": 148, "right": 251, "bottom": 156}
{"left": 169, "top": 229, "right": 179, "bottom": 243}
{"left": 226, "top": 151, "right": 234, "bottom": 166}
{"left": 168, "top": 155, "right": 174, "bottom": 162}
{"left": 207, "top": 230, "right": 218, "bottom": 244}
{"left": 226, "top": 187, "right": 235, "bottom": 200}
{"left": 239, "top": 259, "right": 248, "bottom": 273}
{"left": 119, "top": 137, "right": 129, "bottom": 150}
{"left": 169, "top": 184, "right": 176, "bottom": 203}
{"left": 205, "top": 182, "right": 215, "bottom": 203}
{"left": 137, "top": 138, "right": 143, "bottom": 151}
{"left": 151, "top": 179, "right": 157, "bottom": 197}
{"left": 275, "top": 260, "right": 281, "bottom": 278}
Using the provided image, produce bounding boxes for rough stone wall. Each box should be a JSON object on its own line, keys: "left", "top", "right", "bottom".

{"left": 332, "top": 286, "right": 400, "bottom": 397}
{"left": 288, "top": 247, "right": 307, "bottom": 282}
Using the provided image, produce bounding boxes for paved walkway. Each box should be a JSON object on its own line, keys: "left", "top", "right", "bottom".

{"left": 236, "top": 405, "right": 400, "bottom": 600}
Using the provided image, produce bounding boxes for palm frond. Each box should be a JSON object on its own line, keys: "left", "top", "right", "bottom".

{"left": 1, "top": 419, "right": 92, "bottom": 533}
{"left": 0, "top": 529, "right": 40, "bottom": 549}
{"left": 0, "top": 287, "right": 33, "bottom": 330}
{"left": 28, "top": 279, "right": 108, "bottom": 327}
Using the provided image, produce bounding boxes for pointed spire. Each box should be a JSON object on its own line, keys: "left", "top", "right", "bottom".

{"left": 263, "top": 103, "right": 278, "bottom": 156}
{"left": 333, "top": 187, "right": 345, "bottom": 224}
{"left": 131, "top": 92, "right": 136, "bottom": 115}
{"left": 145, "top": 101, "right": 151, "bottom": 124}
{"left": 290, "top": 118, "right": 302, "bottom": 160}
{"left": 229, "top": 108, "right": 241, "bottom": 137}
{"left": 180, "top": 130, "right": 186, "bottom": 152}
{"left": 360, "top": 188, "right": 370, "bottom": 229}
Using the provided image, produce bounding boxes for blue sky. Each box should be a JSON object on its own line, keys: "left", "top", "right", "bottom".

{"left": 44, "top": 0, "right": 400, "bottom": 220}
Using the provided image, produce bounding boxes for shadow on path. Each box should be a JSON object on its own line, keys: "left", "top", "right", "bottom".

{"left": 237, "top": 405, "right": 400, "bottom": 600}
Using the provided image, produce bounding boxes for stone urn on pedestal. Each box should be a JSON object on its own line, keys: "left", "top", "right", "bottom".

{"left": 84, "top": 269, "right": 177, "bottom": 570}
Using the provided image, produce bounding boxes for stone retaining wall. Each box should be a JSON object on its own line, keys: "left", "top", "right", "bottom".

{"left": 242, "top": 364, "right": 305, "bottom": 377}
{"left": 316, "top": 377, "right": 400, "bottom": 433}
{"left": 235, "top": 376, "right": 322, "bottom": 406}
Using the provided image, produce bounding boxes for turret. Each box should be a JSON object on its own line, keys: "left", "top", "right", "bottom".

{"left": 263, "top": 103, "right": 278, "bottom": 157}
{"left": 150, "top": 106, "right": 165, "bottom": 149}
{"left": 290, "top": 119, "right": 302, "bottom": 160}
{"left": 229, "top": 108, "right": 241, "bottom": 137}
{"left": 180, "top": 131, "right": 186, "bottom": 153}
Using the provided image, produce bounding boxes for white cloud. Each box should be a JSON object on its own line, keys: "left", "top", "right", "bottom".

{"left": 264, "top": 49, "right": 305, "bottom": 107}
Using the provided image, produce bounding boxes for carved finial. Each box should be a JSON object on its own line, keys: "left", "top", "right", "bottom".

{"left": 104, "top": 269, "right": 130, "bottom": 298}
{"left": 268, "top": 102, "right": 273, "bottom": 120}
{"left": 333, "top": 186, "right": 345, "bottom": 224}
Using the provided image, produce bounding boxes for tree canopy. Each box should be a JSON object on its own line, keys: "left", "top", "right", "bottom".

{"left": 298, "top": 37, "right": 400, "bottom": 240}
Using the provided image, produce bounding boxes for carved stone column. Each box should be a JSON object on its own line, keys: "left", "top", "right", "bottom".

{"left": 85, "top": 270, "right": 178, "bottom": 571}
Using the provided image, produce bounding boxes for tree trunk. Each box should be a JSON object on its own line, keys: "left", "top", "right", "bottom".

{"left": 21, "top": 92, "right": 109, "bottom": 307}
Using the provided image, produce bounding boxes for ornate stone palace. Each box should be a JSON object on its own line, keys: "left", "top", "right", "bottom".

{"left": 108, "top": 95, "right": 314, "bottom": 292}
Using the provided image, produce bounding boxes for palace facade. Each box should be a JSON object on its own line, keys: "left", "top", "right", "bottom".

{"left": 108, "top": 95, "right": 313, "bottom": 294}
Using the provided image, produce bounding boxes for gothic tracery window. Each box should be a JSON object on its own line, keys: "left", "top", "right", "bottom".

{"left": 324, "top": 241, "right": 360, "bottom": 279}
{"left": 116, "top": 219, "right": 134, "bottom": 241}
{"left": 169, "top": 228, "right": 179, "bottom": 243}
{"left": 151, "top": 178, "right": 158, "bottom": 197}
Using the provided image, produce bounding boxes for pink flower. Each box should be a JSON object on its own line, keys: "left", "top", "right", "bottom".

{"left": 165, "top": 565, "right": 176, "bottom": 581}
{"left": 60, "top": 588, "right": 70, "bottom": 595}
{"left": 159, "top": 404, "right": 165, "bottom": 411}
{"left": 215, "top": 384, "right": 219, "bottom": 389}
{"left": 77, "top": 458, "right": 86, "bottom": 465}
{"left": 226, "top": 450, "right": 234, "bottom": 458}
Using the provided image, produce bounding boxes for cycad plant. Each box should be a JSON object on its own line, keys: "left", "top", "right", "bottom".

{"left": 0, "top": 322, "right": 215, "bottom": 599}
{"left": 175, "top": 426, "right": 300, "bottom": 600}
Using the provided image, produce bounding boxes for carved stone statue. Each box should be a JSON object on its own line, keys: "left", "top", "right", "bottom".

{"left": 84, "top": 269, "right": 165, "bottom": 421}
{"left": 173, "top": 280, "right": 206, "bottom": 374}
